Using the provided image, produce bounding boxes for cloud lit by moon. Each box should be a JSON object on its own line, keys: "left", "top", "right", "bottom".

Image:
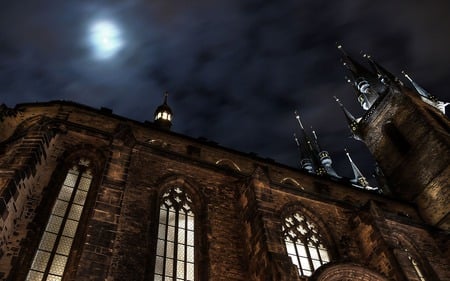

{"left": 88, "top": 20, "right": 123, "bottom": 60}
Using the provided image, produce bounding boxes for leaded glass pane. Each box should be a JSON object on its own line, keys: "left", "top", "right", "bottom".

{"left": 168, "top": 210, "right": 176, "bottom": 226}
{"left": 52, "top": 200, "right": 68, "bottom": 217}
{"left": 68, "top": 204, "right": 83, "bottom": 221}
{"left": 312, "top": 259, "right": 322, "bottom": 270}
{"left": 46, "top": 215, "right": 63, "bottom": 234}
{"left": 165, "top": 258, "right": 174, "bottom": 277}
{"left": 27, "top": 270, "right": 44, "bottom": 281}
{"left": 297, "top": 243, "right": 307, "bottom": 257}
{"left": 178, "top": 227, "right": 185, "bottom": 244}
{"left": 154, "top": 274, "right": 163, "bottom": 281}
{"left": 178, "top": 244, "right": 185, "bottom": 260}
{"left": 286, "top": 241, "right": 296, "bottom": 255}
{"left": 62, "top": 219, "right": 79, "bottom": 237}
{"left": 56, "top": 236, "right": 73, "bottom": 255}
{"left": 187, "top": 262, "right": 194, "bottom": 280}
{"left": 58, "top": 186, "right": 73, "bottom": 202}
{"left": 31, "top": 250, "right": 50, "bottom": 271}
{"left": 46, "top": 274, "right": 62, "bottom": 281}
{"left": 187, "top": 230, "right": 194, "bottom": 246}
{"left": 178, "top": 213, "right": 186, "bottom": 229}
{"left": 319, "top": 248, "right": 329, "bottom": 262}
{"left": 63, "top": 172, "right": 78, "bottom": 187}
{"left": 167, "top": 226, "right": 175, "bottom": 241}
{"left": 78, "top": 176, "right": 92, "bottom": 191}
{"left": 73, "top": 190, "right": 87, "bottom": 205}
{"left": 177, "top": 260, "right": 185, "bottom": 278}
{"left": 309, "top": 246, "right": 319, "bottom": 259}
{"left": 155, "top": 256, "right": 164, "bottom": 274}
{"left": 187, "top": 215, "right": 194, "bottom": 231}
{"left": 157, "top": 239, "right": 165, "bottom": 256}
{"left": 186, "top": 246, "right": 194, "bottom": 263}
{"left": 158, "top": 224, "right": 166, "bottom": 240}
{"left": 159, "top": 208, "right": 167, "bottom": 224}
{"left": 166, "top": 241, "right": 175, "bottom": 259}
{"left": 49, "top": 254, "right": 68, "bottom": 275}
{"left": 39, "top": 232, "right": 57, "bottom": 252}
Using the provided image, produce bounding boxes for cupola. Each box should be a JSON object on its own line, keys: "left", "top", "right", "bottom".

{"left": 154, "top": 92, "right": 173, "bottom": 130}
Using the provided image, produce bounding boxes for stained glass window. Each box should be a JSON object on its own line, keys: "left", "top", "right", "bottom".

{"left": 282, "top": 212, "right": 330, "bottom": 277}
{"left": 26, "top": 159, "right": 93, "bottom": 281}
{"left": 154, "top": 186, "right": 195, "bottom": 281}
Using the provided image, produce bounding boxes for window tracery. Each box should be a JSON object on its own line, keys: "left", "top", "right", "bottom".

{"left": 282, "top": 211, "right": 330, "bottom": 277}
{"left": 154, "top": 186, "right": 195, "bottom": 281}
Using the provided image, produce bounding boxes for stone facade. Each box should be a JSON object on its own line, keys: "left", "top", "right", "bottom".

{"left": 0, "top": 86, "right": 449, "bottom": 281}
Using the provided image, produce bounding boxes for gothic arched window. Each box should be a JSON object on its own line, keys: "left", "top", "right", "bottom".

{"left": 26, "top": 158, "right": 94, "bottom": 281}
{"left": 282, "top": 211, "right": 330, "bottom": 277}
{"left": 154, "top": 186, "right": 195, "bottom": 281}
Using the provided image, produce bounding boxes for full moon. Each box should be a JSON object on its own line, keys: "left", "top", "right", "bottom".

{"left": 88, "top": 20, "right": 123, "bottom": 60}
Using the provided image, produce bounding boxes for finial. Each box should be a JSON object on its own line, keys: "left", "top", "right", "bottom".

{"left": 164, "top": 91, "right": 169, "bottom": 103}
{"left": 293, "top": 133, "right": 300, "bottom": 146}
{"left": 294, "top": 110, "right": 305, "bottom": 129}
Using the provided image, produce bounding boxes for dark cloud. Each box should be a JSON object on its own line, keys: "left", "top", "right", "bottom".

{"left": 1, "top": 0, "right": 449, "bottom": 182}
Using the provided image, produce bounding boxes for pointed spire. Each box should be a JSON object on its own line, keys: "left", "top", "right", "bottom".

{"left": 402, "top": 71, "right": 434, "bottom": 100}
{"left": 402, "top": 71, "right": 449, "bottom": 114}
{"left": 333, "top": 96, "right": 362, "bottom": 141}
{"left": 312, "top": 128, "right": 340, "bottom": 178}
{"left": 294, "top": 110, "right": 340, "bottom": 177}
{"left": 345, "top": 149, "right": 369, "bottom": 189}
{"left": 363, "top": 53, "right": 403, "bottom": 87}
{"left": 337, "top": 44, "right": 383, "bottom": 110}
{"left": 294, "top": 133, "right": 314, "bottom": 173}
{"left": 294, "top": 111, "right": 315, "bottom": 173}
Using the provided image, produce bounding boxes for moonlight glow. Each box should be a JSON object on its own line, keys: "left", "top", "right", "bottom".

{"left": 88, "top": 20, "right": 123, "bottom": 60}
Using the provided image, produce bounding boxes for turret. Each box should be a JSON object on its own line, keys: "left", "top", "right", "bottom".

{"left": 294, "top": 110, "right": 339, "bottom": 178}
{"left": 337, "top": 45, "right": 385, "bottom": 110}
{"left": 311, "top": 129, "right": 339, "bottom": 178}
{"left": 154, "top": 92, "right": 173, "bottom": 130}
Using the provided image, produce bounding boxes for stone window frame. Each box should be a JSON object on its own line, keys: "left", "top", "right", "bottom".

{"left": 26, "top": 159, "right": 94, "bottom": 281}
{"left": 279, "top": 203, "right": 336, "bottom": 278}
{"left": 148, "top": 175, "right": 207, "bottom": 281}
{"left": 13, "top": 145, "right": 106, "bottom": 281}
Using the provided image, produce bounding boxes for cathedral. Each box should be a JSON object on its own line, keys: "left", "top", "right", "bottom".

{"left": 0, "top": 49, "right": 449, "bottom": 281}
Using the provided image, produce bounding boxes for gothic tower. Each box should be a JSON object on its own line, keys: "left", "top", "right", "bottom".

{"left": 338, "top": 47, "right": 450, "bottom": 230}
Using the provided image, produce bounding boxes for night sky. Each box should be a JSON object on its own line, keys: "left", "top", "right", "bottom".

{"left": 1, "top": 0, "right": 449, "bottom": 181}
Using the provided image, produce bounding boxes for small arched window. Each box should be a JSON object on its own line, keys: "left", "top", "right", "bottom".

{"left": 26, "top": 158, "right": 94, "bottom": 281}
{"left": 154, "top": 186, "right": 195, "bottom": 281}
{"left": 282, "top": 212, "right": 330, "bottom": 277}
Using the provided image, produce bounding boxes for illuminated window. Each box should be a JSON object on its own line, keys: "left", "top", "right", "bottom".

{"left": 282, "top": 212, "right": 330, "bottom": 277}
{"left": 154, "top": 186, "right": 195, "bottom": 281}
{"left": 26, "top": 159, "right": 93, "bottom": 281}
